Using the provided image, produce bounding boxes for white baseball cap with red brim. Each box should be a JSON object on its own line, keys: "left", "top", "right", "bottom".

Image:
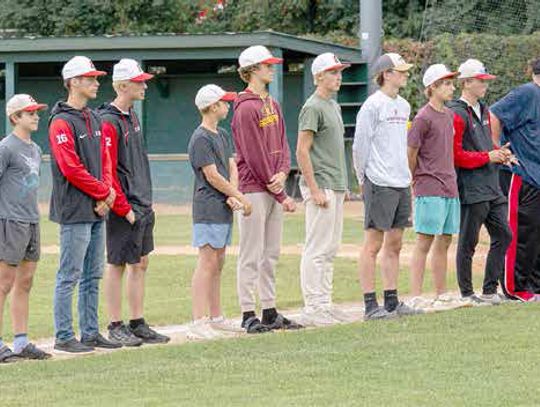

{"left": 238, "top": 45, "right": 283, "bottom": 68}
{"left": 62, "top": 56, "right": 107, "bottom": 80}
{"left": 113, "top": 59, "right": 154, "bottom": 82}
{"left": 195, "top": 84, "right": 237, "bottom": 110}
{"left": 311, "top": 52, "right": 351, "bottom": 75}
{"left": 6, "top": 94, "right": 47, "bottom": 117}
{"left": 458, "top": 59, "right": 496, "bottom": 80}
{"left": 423, "top": 64, "right": 459, "bottom": 87}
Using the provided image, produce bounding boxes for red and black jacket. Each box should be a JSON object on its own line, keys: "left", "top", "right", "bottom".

{"left": 448, "top": 99, "right": 504, "bottom": 205}
{"left": 98, "top": 103, "right": 152, "bottom": 219}
{"left": 48, "top": 101, "right": 112, "bottom": 224}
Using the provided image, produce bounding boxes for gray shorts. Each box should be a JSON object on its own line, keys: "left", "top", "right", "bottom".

{"left": 0, "top": 219, "right": 40, "bottom": 266}
{"left": 363, "top": 178, "right": 412, "bottom": 231}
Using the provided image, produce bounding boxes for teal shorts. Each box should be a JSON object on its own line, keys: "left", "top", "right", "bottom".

{"left": 414, "top": 196, "right": 460, "bottom": 235}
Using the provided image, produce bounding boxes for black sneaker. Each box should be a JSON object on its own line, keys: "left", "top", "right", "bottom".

{"left": 263, "top": 313, "right": 304, "bottom": 330}
{"left": 81, "top": 333, "right": 122, "bottom": 349}
{"left": 54, "top": 338, "right": 94, "bottom": 354}
{"left": 363, "top": 306, "right": 399, "bottom": 321}
{"left": 130, "top": 323, "right": 170, "bottom": 344}
{"left": 16, "top": 343, "right": 52, "bottom": 360}
{"left": 0, "top": 346, "right": 21, "bottom": 363}
{"left": 108, "top": 323, "right": 143, "bottom": 347}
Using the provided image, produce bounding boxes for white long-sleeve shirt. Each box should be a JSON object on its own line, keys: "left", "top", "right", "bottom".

{"left": 352, "top": 90, "right": 411, "bottom": 188}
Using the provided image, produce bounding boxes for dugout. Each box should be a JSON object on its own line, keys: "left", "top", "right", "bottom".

{"left": 0, "top": 31, "right": 366, "bottom": 203}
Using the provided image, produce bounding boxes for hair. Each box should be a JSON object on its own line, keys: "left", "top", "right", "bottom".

{"left": 424, "top": 78, "right": 446, "bottom": 99}
{"left": 374, "top": 71, "right": 385, "bottom": 87}
{"left": 63, "top": 79, "right": 72, "bottom": 91}
{"left": 8, "top": 111, "right": 23, "bottom": 126}
{"left": 112, "top": 80, "right": 130, "bottom": 93}
{"left": 199, "top": 105, "right": 213, "bottom": 115}
{"left": 238, "top": 63, "right": 261, "bottom": 83}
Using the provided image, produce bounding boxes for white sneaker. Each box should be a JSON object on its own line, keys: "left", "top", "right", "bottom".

{"left": 407, "top": 296, "right": 436, "bottom": 313}
{"left": 477, "top": 293, "right": 502, "bottom": 306}
{"left": 432, "top": 293, "right": 471, "bottom": 311}
{"left": 209, "top": 316, "right": 244, "bottom": 333}
{"left": 301, "top": 309, "right": 340, "bottom": 327}
{"left": 187, "top": 319, "right": 222, "bottom": 340}
{"left": 325, "top": 306, "right": 357, "bottom": 323}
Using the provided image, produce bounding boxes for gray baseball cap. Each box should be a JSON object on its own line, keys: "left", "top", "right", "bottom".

{"left": 373, "top": 53, "right": 413, "bottom": 75}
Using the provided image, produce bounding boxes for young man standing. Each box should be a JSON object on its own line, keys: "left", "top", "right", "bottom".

{"left": 49, "top": 56, "right": 119, "bottom": 353}
{"left": 296, "top": 52, "right": 352, "bottom": 326}
{"left": 490, "top": 57, "right": 540, "bottom": 302}
{"left": 99, "top": 59, "right": 170, "bottom": 346}
{"left": 353, "top": 53, "right": 419, "bottom": 320}
{"left": 187, "top": 84, "right": 252, "bottom": 340}
{"left": 407, "top": 64, "right": 464, "bottom": 311}
{"left": 448, "top": 59, "right": 512, "bottom": 305}
{"left": 0, "top": 95, "right": 50, "bottom": 363}
{"left": 232, "top": 45, "right": 302, "bottom": 333}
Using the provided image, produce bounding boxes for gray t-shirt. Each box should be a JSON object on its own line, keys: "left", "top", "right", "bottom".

{"left": 188, "top": 126, "right": 233, "bottom": 224}
{"left": 0, "top": 134, "right": 42, "bottom": 223}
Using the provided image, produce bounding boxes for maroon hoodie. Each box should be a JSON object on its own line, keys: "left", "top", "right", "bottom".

{"left": 231, "top": 90, "right": 290, "bottom": 203}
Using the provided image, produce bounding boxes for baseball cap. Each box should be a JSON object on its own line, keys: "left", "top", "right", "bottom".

{"left": 6, "top": 94, "right": 47, "bottom": 117}
{"left": 458, "top": 59, "right": 496, "bottom": 80}
{"left": 238, "top": 45, "right": 283, "bottom": 68}
{"left": 423, "top": 64, "right": 458, "bottom": 87}
{"left": 311, "top": 53, "right": 351, "bottom": 76}
{"left": 62, "top": 56, "right": 107, "bottom": 80}
{"left": 373, "top": 53, "right": 413, "bottom": 75}
{"left": 195, "top": 84, "right": 237, "bottom": 110}
{"left": 113, "top": 59, "right": 154, "bottom": 82}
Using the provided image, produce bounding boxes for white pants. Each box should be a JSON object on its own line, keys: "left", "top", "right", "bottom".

{"left": 300, "top": 186, "right": 345, "bottom": 313}
{"left": 237, "top": 192, "right": 283, "bottom": 313}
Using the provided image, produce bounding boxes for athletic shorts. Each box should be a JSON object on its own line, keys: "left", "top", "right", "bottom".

{"left": 363, "top": 178, "right": 412, "bottom": 231}
{"left": 414, "top": 196, "right": 460, "bottom": 235}
{"left": 106, "top": 210, "right": 155, "bottom": 265}
{"left": 192, "top": 223, "right": 232, "bottom": 249}
{"left": 0, "top": 219, "right": 40, "bottom": 266}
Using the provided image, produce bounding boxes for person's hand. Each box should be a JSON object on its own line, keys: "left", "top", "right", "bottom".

{"left": 105, "top": 187, "right": 116, "bottom": 207}
{"left": 488, "top": 149, "right": 508, "bottom": 164}
{"left": 267, "top": 172, "right": 287, "bottom": 194}
{"left": 282, "top": 196, "right": 296, "bottom": 213}
{"left": 125, "top": 210, "right": 136, "bottom": 225}
{"left": 311, "top": 187, "right": 328, "bottom": 208}
{"left": 239, "top": 196, "right": 252, "bottom": 217}
{"left": 94, "top": 200, "right": 109, "bottom": 217}
{"left": 226, "top": 197, "right": 244, "bottom": 211}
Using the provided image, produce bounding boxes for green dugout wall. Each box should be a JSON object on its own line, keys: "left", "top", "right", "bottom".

{"left": 0, "top": 32, "right": 366, "bottom": 204}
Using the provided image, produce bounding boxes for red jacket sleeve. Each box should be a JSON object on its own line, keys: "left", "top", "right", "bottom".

{"left": 102, "top": 121, "right": 132, "bottom": 217}
{"left": 453, "top": 113, "right": 490, "bottom": 169}
{"left": 49, "top": 118, "right": 110, "bottom": 200}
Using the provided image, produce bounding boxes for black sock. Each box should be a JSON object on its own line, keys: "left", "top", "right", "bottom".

{"left": 110, "top": 321, "right": 123, "bottom": 329}
{"left": 129, "top": 318, "right": 146, "bottom": 329}
{"left": 384, "top": 289, "right": 399, "bottom": 312}
{"left": 364, "top": 292, "right": 378, "bottom": 314}
{"left": 261, "top": 308, "right": 278, "bottom": 324}
{"left": 242, "top": 311, "right": 256, "bottom": 324}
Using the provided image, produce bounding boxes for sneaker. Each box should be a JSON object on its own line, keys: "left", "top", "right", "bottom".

{"left": 432, "top": 293, "right": 471, "bottom": 311}
{"left": 81, "top": 333, "right": 122, "bottom": 349}
{"left": 478, "top": 293, "right": 502, "bottom": 305}
{"left": 263, "top": 313, "right": 304, "bottom": 330}
{"left": 108, "top": 322, "right": 143, "bottom": 347}
{"left": 130, "top": 322, "right": 170, "bottom": 344}
{"left": 0, "top": 346, "right": 21, "bottom": 363}
{"left": 187, "top": 319, "right": 222, "bottom": 340}
{"left": 363, "top": 306, "right": 398, "bottom": 321}
{"left": 209, "top": 316, "right": 244, "bottom": 333}
{"left": 16, "top": 343, "right": 52, "bottom": 360}
{"left": 301, "top": 309, "right": 340, "bottom": 327}
{"left": 54, "top": 338, "right": 95, "bottom": 354}
{"left": 394, "top": 301, "right": 425, "bottom": 316}
{"left": 407, "top": 296, "right": 435, "bottom": 313}
{"left": 325, "top": 306, "right": 357, "bottom": 323}
{"left": 461, "top": 294, "right": 492, "bottom": 307}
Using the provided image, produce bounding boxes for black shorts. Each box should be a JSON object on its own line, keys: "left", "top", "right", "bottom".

{"left": 363, "top": 178, "right": 412, "bottom": 231}
{"left": 106, "top": 210, "right": 155, "bottom": 265}
{"left": 0, "top": 219, "right": 40, "bottom": 266}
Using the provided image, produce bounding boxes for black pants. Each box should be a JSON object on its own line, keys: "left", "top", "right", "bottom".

{"left": 500, "top": 171, "right": 540, "bottom": 299}
{"left": 456, "top": 198, "right": 512, "bottom": 296}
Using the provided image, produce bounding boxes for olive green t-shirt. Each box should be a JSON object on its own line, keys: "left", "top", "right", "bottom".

{"left": 298, "top": 93, "right": 347, "bottom": 191}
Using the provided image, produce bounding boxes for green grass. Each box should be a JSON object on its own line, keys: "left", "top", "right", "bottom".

{"left": 1, "top": 304, "right": 538, "bottom": 406}
{"left": 1, "top": 254, "right": 482, "bottom": 341}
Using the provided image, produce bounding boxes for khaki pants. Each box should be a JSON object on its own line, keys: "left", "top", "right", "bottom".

{"left": 237, "top": 192, "right": 283, "bottom": 313}
{"left": 299, "top": 186, "right": 344, "bottom": 313}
